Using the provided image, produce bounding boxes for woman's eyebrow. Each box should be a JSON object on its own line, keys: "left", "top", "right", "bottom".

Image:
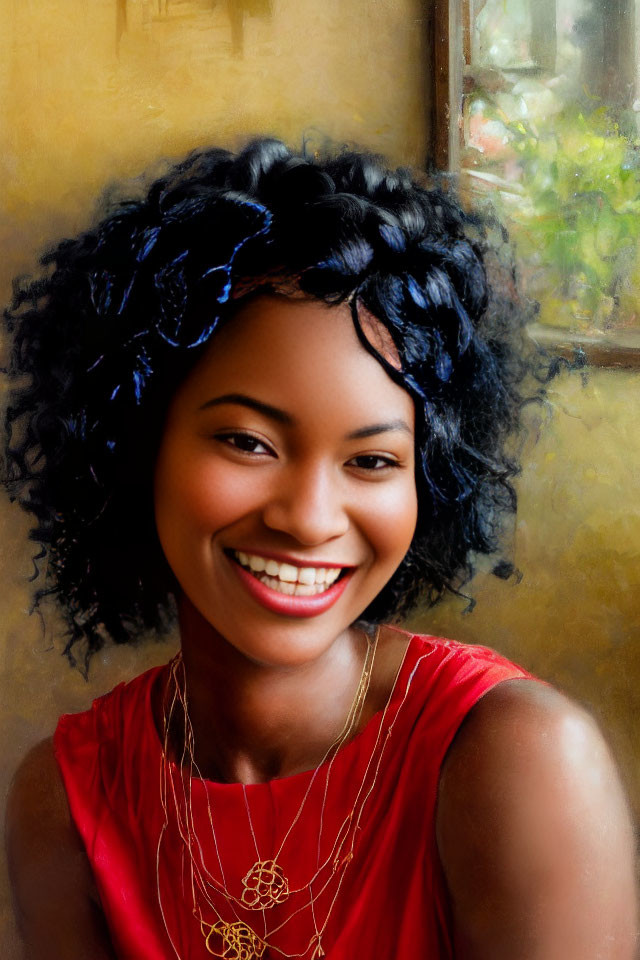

{"left": 198, "top": 393, "right": 292, "bottom": 424}
{"left": 346, "top": 421, "right": 413, "bottom": 440}
{"left": 199, "top": 393, "right": 413, "bottom": 439}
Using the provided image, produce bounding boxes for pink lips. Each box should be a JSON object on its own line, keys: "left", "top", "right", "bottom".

{"left": 228, "top": 555, "right": 353, "bottom": 618}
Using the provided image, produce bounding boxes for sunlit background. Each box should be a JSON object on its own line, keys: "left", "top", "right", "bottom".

{"left": 1, "top": 0, "right": 639, "bottom": 952}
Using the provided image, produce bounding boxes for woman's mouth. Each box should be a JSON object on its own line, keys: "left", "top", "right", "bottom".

{"left": 232, "top": 551, "right": 343, "bottom": 594}
{"left": 226, "top": 550, "right": 353, "bottom": 617}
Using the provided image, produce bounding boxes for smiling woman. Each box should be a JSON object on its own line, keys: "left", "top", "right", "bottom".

{"left": 3, "top": 139, "right": 638, "bottom": 959}
{"left": 153, "top": 296, "right": 417, "bottom": 663}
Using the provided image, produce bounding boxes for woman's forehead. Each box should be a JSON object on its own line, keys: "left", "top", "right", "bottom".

{"left": 171, "top": 294, "right": 414, "bottom": 426}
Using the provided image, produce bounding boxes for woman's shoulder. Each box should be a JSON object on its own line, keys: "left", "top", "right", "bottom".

{"left": 401, "top": 630, "right": 620, "bottom": 822}
{"left": 52, "top": 662, "right": 167, "bottom": 807}
{"left": 6, "top": 737, "right": 118, "bottom": 957}
{"left": 405, "top": 628, "right": 533, "bottom": 671}
{"left": 384, "top": 627, "right": 536, "bottom": 731}
{"left": 7, "top": 737, "right": 74, "bottom": 873}
{"left": 438, "top": 674, "right": 600, "bottom": 792}
{"left": 6, "top": 739, "right": 95, "bottom": 924}
{"left": 8, "top": 662, "right": 166, "bottom": 833}
{"left": 55, "top": 661, "right": 166, "bottom": 746}
{"left": 436, "top": 678, "right": 639, "bottom": 956}
{"left": 391, "top": 626, "right": 535, "bottom": 678}
{"left": 7, "top": 736, "right": 65, "bottom": 830}
{"left": 362, "top": 627, "right": 544, "bottom": 796}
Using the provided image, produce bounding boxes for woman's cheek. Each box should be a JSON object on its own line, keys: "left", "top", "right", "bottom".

{"left": 165, "top": 453, "right": 264, "bottom": 535}
{"left": 359, "top": 476, "right": 418, "bottom": 565}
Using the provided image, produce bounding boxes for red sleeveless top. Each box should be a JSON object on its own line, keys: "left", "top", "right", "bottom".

{"left": 54, "top": 633, "right": 535, "bottom": 960}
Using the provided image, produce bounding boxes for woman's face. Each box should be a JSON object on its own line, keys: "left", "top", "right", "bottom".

{"left": 154, "top": 294, "right": 417, "bottom": 666}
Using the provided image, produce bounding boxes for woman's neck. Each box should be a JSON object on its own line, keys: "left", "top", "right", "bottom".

{"left": 171, "top": 600, "right": 378, "bottom": 785}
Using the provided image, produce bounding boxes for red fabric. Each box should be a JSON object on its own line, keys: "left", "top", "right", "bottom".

{"left": 54, "top": 633, "right": 536, "bottom": 959}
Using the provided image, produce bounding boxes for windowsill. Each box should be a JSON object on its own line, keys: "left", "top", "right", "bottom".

{"left": 463, "top": 168, "right": 524, "bottom": 194}
{"left": 527, "top": 323, "right": 640, "bottom": 368}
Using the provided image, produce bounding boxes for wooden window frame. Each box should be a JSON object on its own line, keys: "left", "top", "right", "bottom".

{"left": 427, "top": 0, "right": 640, "bottom": 368}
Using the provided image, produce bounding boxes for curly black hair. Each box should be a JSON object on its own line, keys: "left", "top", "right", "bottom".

{"left": 3, "top": 137, "right": 540, "bottom": 667}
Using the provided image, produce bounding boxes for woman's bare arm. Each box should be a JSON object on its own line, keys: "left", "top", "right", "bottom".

{"left": 437, "top": 679, "right": 638, "bottom": 960}
{"left": 6, "top": 738, "right": 117, "bottom": 960}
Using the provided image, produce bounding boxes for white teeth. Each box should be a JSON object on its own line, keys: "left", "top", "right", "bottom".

{"left": 262, "top": 574, "right": 281, "bottom": 592}
{"left": 294, "top": 583, "right": 318, "bottom": 596}
{"left": 233, "top": 551, "right": 346, "bottom": 594}
{"left": 258, "top": 576, "right": 326, "bottom": 596}
{"left": 278, "top": 562, "right": 299, "bottom": 583}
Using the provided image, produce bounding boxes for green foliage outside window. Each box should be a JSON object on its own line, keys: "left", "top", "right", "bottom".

{"left": 466, "top": 97, "right": 640, "bottom": 333}
{"left": 463, "top": 0, "right": 640, "bottom": 339}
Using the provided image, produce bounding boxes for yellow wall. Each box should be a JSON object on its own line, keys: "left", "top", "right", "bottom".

{"left": 0, "top": 0, "right": 428, "bottom": 296}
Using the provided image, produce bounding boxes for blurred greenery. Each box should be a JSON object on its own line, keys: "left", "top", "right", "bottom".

{"left": 466, "top": 98, "right": 640, "bottom": 333}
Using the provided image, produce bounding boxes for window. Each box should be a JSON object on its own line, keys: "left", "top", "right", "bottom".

{"left": 430, "top": 0, "right": 640, "bottom": 366}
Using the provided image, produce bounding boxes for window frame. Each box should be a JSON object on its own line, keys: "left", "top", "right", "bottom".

{"left": 428, "top": 0, "right": 640, "bottom": 368}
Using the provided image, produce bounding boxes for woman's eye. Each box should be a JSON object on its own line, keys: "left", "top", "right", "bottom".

{"left": 348, "top": 455, "right": 399, "bottom": 471}
{"left": 216, "top": 433, "right": 273, "bottom": 455}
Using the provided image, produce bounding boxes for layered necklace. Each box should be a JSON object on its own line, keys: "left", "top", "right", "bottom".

{"left": 156, "top": 626, "right": 409, "bottom": 960}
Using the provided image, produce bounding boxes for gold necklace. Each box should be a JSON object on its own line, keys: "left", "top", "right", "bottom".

{"left": 238, "top": 628, "right": 378, "bottom": 910}
{"left": 159, "top": 630, "right": 387, "bottom": 959}
{"left": 157, "top": 630, "right": 423, "bottom": 960}
{"left": 164, "top": 628, "right": 377, "bottom": 912}
{"left": 159, "top": 630, "right": 379, "bottom": 958}
{"left": 161, "top": 629, "right": 380, "bottom": 954}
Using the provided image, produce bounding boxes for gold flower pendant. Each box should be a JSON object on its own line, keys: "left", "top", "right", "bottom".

{"left": 201, "top": 919, "right": 266, "bottom": 959}
{"left": 241, "top": 859, "right": 290, "bottom": 910}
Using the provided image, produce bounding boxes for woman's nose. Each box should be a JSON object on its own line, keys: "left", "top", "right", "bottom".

{"left": 261, "top": 462, "right": 350, "bottom": 546}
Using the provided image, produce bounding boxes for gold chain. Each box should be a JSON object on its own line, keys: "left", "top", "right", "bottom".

{"left": 166, "top": 628, "right": 377, "bottom": 908}
{"left": 239, "top": 627, "right": 379, "bottom": 904}
{"left": 158, "top": 631, "right": 377, "bottom": 956}
{"left": 159, "top": 629, "right": 377, "bottom": 952}
{"left": 158, "top": 629, "right": 384, "bottom": 958}
{"left": 156, "top": 631, "right": 424, "bottom": 959}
